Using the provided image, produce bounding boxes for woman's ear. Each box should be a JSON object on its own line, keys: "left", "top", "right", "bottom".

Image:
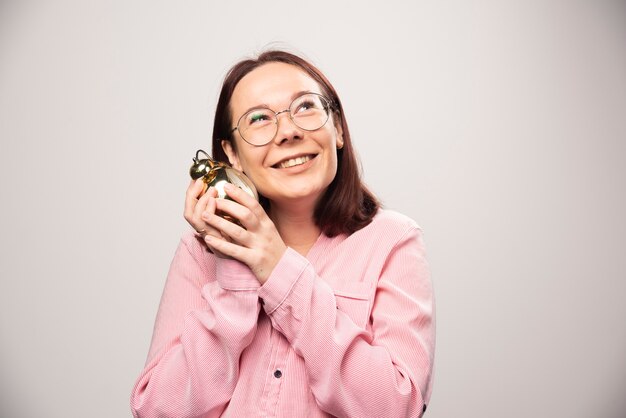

{"left": 334, "top": 117, "right": 344, "bottom": 150}
{"left": 221, "top": 140, "right": 242, "bottom": 170}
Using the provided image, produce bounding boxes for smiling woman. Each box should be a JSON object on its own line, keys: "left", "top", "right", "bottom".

{"left": 222, "top": 64, "right": 344, "bottom": 213}
{"left": 130, "top": 50, "right": 436, "bottom": 418}
{"left": 212, "top": 51, "right": 378, "bottom": 238}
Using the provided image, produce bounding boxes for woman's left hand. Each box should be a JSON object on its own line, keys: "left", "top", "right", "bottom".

{"left": 201, "top": 183, "right": 287, "bottom": 284}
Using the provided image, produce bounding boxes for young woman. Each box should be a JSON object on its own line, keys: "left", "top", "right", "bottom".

{"left": 131, "top": 50, "right": 435, "bottom": 418}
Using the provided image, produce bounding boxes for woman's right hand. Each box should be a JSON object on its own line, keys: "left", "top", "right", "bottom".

{"left": 184, "top": 179, "right": 230, "bottom": 258}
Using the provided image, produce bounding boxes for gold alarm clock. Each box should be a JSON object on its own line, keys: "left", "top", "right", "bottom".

{"left": 189, "top": 150, "right": 258, "bottom": 224}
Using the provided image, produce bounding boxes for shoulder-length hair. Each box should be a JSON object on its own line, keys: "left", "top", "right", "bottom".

{"left": 211, "top": 50, "right": 380, "bottom": 237}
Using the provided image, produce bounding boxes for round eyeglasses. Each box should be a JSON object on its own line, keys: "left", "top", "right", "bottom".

{"left": 230, "top": 92, "right": 333, "bottom": 146}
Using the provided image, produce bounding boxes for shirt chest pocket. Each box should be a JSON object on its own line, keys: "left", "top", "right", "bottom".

{"left": 332, "top": 282, "right": 372, "bottom": 329}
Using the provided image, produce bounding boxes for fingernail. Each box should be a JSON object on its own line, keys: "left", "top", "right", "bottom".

{"left": 224, "top": 183, "right": 234, "bottom": 191}
{"left": 204, "top": 235, "right": 212, "bottom": 242}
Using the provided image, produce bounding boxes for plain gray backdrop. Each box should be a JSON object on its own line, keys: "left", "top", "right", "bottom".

{"left": 1, "top": 1, "right": 625, "bottom": 417}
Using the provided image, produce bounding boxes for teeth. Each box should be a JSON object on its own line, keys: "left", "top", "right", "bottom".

{"left": 278, "top": 155, "right": 312, "bottom": 169}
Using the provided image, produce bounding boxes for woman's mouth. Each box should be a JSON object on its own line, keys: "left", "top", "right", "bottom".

{"left": 274, "top": 154, "right": 316, "bottom": 169}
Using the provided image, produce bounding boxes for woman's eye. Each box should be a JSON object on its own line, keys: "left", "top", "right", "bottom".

{"left": 248, "top": 112, "right": 269, "bottom": 124}
{"left": 295, "top": 100, "right": 316, "bottom": 113}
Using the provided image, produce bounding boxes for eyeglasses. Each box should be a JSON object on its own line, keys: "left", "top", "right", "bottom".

{"left": 230, "top": 92, "right": 333, "bottom": 146}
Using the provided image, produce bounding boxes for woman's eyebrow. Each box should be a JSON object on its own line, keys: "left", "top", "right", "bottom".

{"left": 290, "top": 90, "right": 314, "bottom": 100}
{"left": 240, "top": 90, "right": 317, "bottom": 115}
{"left": 241, "top": 103, "right": 271, "bottom": 115}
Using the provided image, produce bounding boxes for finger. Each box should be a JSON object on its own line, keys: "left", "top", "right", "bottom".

{"left": 184, "top": 179, "right": 208, "bottom": 220}
{"left": 202, "top": 209, "right": 251, "bottom": 246}
{"left": 188, "top": 179, "right": 207, "bottom": 199}
{"left": 214, "top": 198, "right": 260, "bottom": 230}
{"left": 223, "top": 183, "right": 258, "bottom": 207}
{"left": 198, "top": 211, "right": 231, "bottom": 258}
{"left": 223, "top": 183, "right": 266, "bottom": 221}
{"left": 186, "top": 185, "right": 218, "bottom": 235}
{"left": 193, "top": 186, "right": 216, "bottom": 223}
{"left": 204, "top": 234, "right": 251, "bottom": 264}
{"left": 195, "top": 192, "right": 223, "bottom": 237}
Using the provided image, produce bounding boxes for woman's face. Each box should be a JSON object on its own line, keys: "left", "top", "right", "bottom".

{"left": 222, "top": 62, "right": 344, "bottom": 209}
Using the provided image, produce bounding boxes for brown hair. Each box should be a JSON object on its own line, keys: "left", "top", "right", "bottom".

{"left": 211, "top": 50, "right": 380, "bottom": 237}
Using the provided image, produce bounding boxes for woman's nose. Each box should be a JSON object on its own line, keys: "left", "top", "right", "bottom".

{"left": 273, "top": 110, "right": 303, "bottom": 145}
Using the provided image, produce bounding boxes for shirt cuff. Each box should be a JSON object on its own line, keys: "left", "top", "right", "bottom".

{"left": 258, "top": 247, "right": 310, "bottom": 314}
{"left": 215, "top": 258, "right": 260, "bottom": 290}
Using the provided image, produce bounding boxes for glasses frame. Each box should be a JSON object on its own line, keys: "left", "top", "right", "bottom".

{"left": 230, "top": 92, "right": 334, "bottom": 147}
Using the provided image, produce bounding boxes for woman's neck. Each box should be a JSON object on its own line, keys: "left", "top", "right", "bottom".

{"left": 269, "top": 204, "right": 321, "bottom": 256}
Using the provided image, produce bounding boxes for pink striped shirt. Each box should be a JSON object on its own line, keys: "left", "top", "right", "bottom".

{"left": 131, "top": 209, "right": 435, "bottom": 417}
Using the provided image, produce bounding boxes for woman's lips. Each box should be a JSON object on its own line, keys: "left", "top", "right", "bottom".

{"left": 273, "top": 154, "right": 317, "bottom": 169}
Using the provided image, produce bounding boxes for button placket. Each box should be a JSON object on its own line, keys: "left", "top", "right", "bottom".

{"left": 264, "top": 332, "right": 290, "bottom": 417}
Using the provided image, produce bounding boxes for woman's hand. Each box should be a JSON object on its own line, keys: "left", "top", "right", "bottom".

{"left": 183, "top": 179, "right": 230, "bottom": 258}
{"left": 201, "top": 183, "right": 287, "bottom": 284}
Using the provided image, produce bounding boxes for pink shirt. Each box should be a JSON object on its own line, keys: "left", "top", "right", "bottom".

{"left": 131, "top": 209, "right": 435, "bottom": 417}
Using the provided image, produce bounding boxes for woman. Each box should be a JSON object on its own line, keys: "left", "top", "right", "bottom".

{"left": 131, "top": 50, "right": 435, "bottom": 418}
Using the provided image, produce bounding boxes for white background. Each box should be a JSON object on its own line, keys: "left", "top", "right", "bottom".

{"left": 1, "top": 1, "right": 625, "bottom": 417}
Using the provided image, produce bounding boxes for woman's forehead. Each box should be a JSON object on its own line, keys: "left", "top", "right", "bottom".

{"left": 231, "top": 62, "right": 322, "bottom": 110}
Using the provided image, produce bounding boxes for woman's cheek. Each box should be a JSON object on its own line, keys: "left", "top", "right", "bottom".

{"left": 240, "top": 162, "right": 269, "bottom": 196}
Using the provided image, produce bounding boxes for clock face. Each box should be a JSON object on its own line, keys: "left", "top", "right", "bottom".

{"left": 225, "top": 168, "right": 258, "bottom": 200}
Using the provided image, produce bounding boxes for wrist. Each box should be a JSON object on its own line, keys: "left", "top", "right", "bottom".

{"left": 255, "top": 245, "right": 287, "bottom": 285}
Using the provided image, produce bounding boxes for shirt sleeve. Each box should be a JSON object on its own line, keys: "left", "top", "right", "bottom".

{"left": 258, "top": 225, "right": 435, "bottom": 418}
{"left": 130, "top": 233, "right": 262, "bottom": 418}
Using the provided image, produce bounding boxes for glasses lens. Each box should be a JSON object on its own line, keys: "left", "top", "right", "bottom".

{"left": 290, "top": 93, "right": 330, "bottom": 131}
{"left": 238, "top": 108, "right": 277, "bottom": 146}
{"left": 236, "top": 93, "right": 332, "bottom": 146}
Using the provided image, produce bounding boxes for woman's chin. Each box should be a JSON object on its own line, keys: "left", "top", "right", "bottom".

{"left": 263, "top": 186, "right": 326, "bottom": 208}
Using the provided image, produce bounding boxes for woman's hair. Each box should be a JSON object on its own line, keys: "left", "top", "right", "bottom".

{"left": 211, "top": 50, "right": 380, "bottom": 237}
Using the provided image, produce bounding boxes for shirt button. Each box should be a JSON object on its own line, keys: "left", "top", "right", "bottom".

{"left": 273, "top": 369, "right": 282, "bottom": 379}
